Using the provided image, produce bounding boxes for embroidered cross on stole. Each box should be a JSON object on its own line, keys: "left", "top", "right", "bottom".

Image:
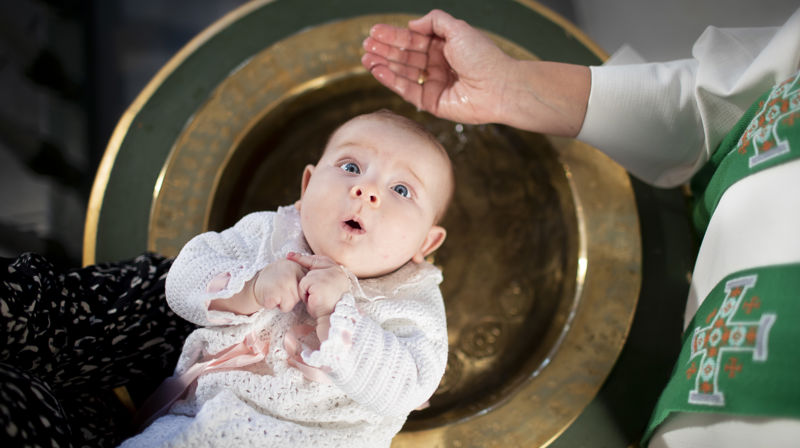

{"left": 643, "top": 70, "right": 800, "bottom": 445}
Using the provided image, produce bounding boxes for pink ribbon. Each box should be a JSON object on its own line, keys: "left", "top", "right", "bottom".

{"left": 206, "top": 272, "right": 231, "bottom": 293}
{"left": 136, "top": 268, "right": 341, "bottom": 429}
{"left": 134, "top": 331, "right": 271, "bottom": 429}
{"left": 283, "top": 325, "right": 333, "bottom": 384}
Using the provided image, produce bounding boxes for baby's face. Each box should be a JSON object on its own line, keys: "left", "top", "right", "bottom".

{"left": 298, "top": 115, "right": 450, "bottom": 278}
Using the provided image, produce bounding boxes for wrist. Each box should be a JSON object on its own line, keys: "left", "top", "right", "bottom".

{"left": 315, "top": 313, "right": 332, "bottom": 342}
{"left": 209, "top": 271, "right": 261, "bottom": 315}
{"left": 497, "top": 59, "right": 543, "bottom": 132}
{"left": 502, "top": 60, "right": 590, "bottom": 137}
{"left": 491, "top": 55, "right": 526, "bottom": 126}
{"left": 250, "top": 269, "right": 262, "bottom": 307}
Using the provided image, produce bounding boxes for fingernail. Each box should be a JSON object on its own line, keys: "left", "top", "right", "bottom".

{"left": 287, "top": 252, "right": 296, "bottom": 258}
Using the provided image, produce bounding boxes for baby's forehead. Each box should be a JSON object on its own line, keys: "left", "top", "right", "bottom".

{"left": 332, "top": 113, "right": 421, "bottom": 139}
{"left": 325, "top": 115, "right": 442, "bottom": 156}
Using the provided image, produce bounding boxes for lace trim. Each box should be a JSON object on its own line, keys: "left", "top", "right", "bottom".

{"left": 359, "top": 262, "right": 443, "bottom": 299}
{"left": 272, "top": 205, "right": 310, "bottom": 257}
{"left": 300, "top": 293, "right": 360, "bottom": 378}
{"left": 201, "top": 265, "right": 266, "bottom": 325}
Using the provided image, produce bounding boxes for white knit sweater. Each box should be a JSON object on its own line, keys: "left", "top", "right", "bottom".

{"left": 120, "top": 206, "right": 448, "bottom": 448}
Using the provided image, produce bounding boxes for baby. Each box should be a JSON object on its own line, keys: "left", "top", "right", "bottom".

{"left": 121, "top": 110, "right": 454, "bottom": 447}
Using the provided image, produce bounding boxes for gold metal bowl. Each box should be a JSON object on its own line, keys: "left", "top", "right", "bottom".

{"left": 144, "top": 14, "right": 640, "bottom": 447}
{"left": 87, "top": 4, "right": 641, "bottom": 447}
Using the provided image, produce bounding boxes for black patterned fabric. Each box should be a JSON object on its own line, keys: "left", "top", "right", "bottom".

{"left": 0, "top": 252, "right": 196, "bottom": 447}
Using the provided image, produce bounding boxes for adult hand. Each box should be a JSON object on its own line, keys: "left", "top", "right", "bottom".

{"left": 287, "top": 252, "right": 351, "bottom": 320}
{"left": 362, "top": 9, "right": 590, "bottom": 137}
{"left": 362, "top": 9, "right": 513, "bottom": 126}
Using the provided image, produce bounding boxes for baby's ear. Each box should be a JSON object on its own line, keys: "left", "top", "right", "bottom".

{"left": 296, "top": 164, "right": 315, "bottom": 211}
{"left": 299, "top": 164, "right": 315, "bottom": 196}
{"left": 412, "top": 226, "right": 447, "bottom": 263}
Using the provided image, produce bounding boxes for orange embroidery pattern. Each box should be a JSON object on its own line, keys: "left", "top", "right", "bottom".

{"left": 735, "top": 73, "right": 799, "bottom": 168}
{"left": 686, "top": 275, "right": 776, "bottom": 406}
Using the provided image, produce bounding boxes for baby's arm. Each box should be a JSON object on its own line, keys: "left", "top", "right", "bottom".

{"left": 208, "top": 259, "right": 305, "bottom": 315}
{"left": 298, "top": 264, "right": 449, "bottom": 418}
{"left": 166, "top": 211, "right": 303, "bottom": 326}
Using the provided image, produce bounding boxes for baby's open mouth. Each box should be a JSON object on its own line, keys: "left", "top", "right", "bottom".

{"left": 344, "top": 219, "right": 362, "bottom": 230}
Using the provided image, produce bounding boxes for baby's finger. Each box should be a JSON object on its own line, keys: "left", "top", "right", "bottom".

{"left": 287, "top": 252, "right": 318, "bottom": 269}
{"left": 287, "top": 252, "right": 335, "bottom": 271}
{"left": 298, "top": 274, "right": 311, "bottom": 303}
{"left": 278, "top": 292, "right": 300, "bottom": 312}
{"left": 261, "top": 294, "right": 279, "bottom": 310}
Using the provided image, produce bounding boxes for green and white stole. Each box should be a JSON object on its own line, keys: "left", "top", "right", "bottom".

{"left": 643, "top": 70, "right": 800, "bottom": 444}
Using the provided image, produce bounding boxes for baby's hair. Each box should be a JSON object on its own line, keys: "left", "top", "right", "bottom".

{"left": 365, "top": 109, "right": 445, "bottom": 155}
{"left": 323, "top": 109, "right": 454, "bottom": 222}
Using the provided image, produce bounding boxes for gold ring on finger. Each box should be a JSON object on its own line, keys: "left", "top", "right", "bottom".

{"left": 417, "top": 69, "right": 428, "bottom": 85}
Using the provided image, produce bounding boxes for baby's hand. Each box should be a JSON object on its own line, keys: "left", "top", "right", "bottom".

{"left": 253, "top": 259, "right": 306, "bottom": 312}
{"left": 287, "top": 252, "right": 351, "bottom": 319}
{"left": 208, "top": 259, "right": 304, "bottom": 315}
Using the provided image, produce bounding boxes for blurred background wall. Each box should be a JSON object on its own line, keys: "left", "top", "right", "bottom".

{"left": 0, "top": 0, "right": 796, "bottom": 266}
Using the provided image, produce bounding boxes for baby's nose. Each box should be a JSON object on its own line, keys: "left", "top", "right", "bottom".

{"left": 350, "top": 185, "right": 381, "bottom": 207}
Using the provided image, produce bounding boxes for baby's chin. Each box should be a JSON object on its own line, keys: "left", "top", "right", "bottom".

{"left": 306, "top": 240, "right": 411, "bottom": 278}
{"left": 349, "top": 264, "right": 407, "bottom": 279}
{"left": 333, "top": 256, "right": 410, "bottom": 279}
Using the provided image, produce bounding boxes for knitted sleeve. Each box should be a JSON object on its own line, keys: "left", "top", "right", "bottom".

{"left": 165, "top": 211, "right": 277, "bottom": 326}
{"left": 301, "top": 270, "right": 448, "bottom": 418}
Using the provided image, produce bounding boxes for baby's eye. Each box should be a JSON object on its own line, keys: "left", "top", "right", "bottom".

{"left": 392, "top": 184, "right": 411, "bottom": 198}
{"left": 340, "top": 162, "right": 360, "bottom": 174}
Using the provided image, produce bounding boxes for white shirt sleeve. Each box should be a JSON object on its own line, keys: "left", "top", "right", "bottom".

{"left": 577, "top": 8, "right": 800, "bottom": 187}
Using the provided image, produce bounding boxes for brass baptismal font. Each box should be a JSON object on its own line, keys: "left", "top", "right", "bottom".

{"left": 85, "top": 2, "right": 644, "bottom": 446}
